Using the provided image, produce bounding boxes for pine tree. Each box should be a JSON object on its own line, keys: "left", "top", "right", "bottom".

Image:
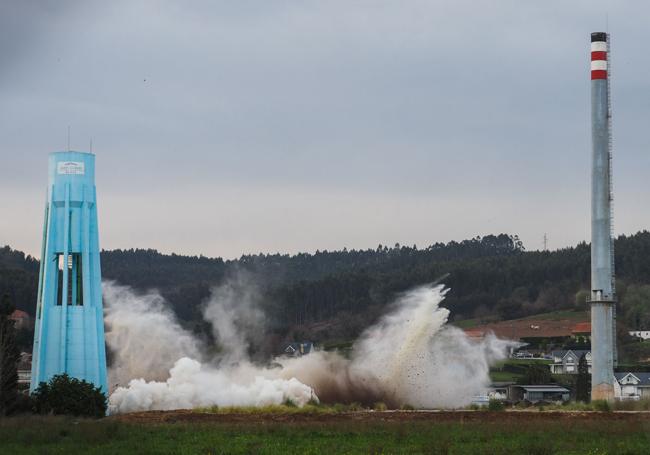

{"left": 0, "top": 294, "right": 20, "bottom": 415}
{"left": 576, "top": 353, "right": 590, "bottom": 402}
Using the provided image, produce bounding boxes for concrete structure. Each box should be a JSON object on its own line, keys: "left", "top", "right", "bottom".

{"left": 550, "top": 350, "right": 591, "bottom": 374}
{"left": 589, "top": 32, "right": 617, "bottom": 402}
{"left": 30, "top": 152, "right": 108, "bottom": 394}
{"left": 614, "top": 373, "right": 650, "bottom": 400}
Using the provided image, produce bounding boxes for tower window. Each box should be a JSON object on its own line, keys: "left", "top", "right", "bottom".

{"left": 55, "top": 253, "right": 83, "bottom": 306}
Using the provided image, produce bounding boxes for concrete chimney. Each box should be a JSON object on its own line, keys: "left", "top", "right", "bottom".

{"left": 589, "top": 32, "right": 617, "bottom": 402}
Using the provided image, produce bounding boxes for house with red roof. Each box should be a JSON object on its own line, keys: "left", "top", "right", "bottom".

{"left": 463, "top": 329, "right": 486, "bottom": 340}
{"left": 571, "top": 322, "right": 591, "bottom": 343}
{"left": 9, "top": 309, "right": 32, "bottom": 330}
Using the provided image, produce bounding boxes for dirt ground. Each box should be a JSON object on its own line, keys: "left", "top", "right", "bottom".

{"left": 465, "top": 318, "right": 587, "bottom": 340}
{"left": 111, "top": 410, "right": 650, "bottom": 425}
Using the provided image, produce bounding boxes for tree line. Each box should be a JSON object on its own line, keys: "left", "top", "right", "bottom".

{"left": 1, "top": 232, "right": 650, "bottom": 347}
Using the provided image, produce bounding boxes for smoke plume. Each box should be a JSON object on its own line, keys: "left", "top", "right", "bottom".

{"left": 109, "top": 357, "right": 315, "bottom": 411}
{"left": 201, "top": 272, "right": 265, "bottom": 364}
{"left": 103, "top": 282, "right": 202, "bottom": 388}
{"left": 273, "top": 285, "right": 514, "bottom": 408}
{"left": 105, "top": 281, "right": 516, "bottom": 413}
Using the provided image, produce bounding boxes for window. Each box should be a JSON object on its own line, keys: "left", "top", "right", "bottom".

{"left": 55, "top": 253, "right": 83, "bottom": 306}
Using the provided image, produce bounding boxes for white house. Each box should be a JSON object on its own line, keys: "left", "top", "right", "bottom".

{"left": 17, "top": 352, "right": 31, "bottom": 389}
{"left": 629, "top": 331, "right": 650, "bottom": 341}
{"left": 283, "top": 342, "right": 314, "bottom": 357}
{"left": 614, "top": 373, "right": 650, "bottom": 400}
{"left": 550, "top": 350, "right": 591, "bottom": 374}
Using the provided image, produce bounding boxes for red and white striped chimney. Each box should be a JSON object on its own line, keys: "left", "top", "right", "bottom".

{"left": 590, "top": 31, "right": 616, "bottom": 402}
{"left": 591, "top": 32, "right": 608, "bottom": 80}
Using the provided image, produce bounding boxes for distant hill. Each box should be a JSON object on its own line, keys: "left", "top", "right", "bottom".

{"left": 2, "top": 231, "right": 650, "bottom": 348}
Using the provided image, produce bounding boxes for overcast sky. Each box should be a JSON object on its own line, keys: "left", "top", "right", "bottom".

{"left": 1, "top": 1, "right": 648, "bottom": 259}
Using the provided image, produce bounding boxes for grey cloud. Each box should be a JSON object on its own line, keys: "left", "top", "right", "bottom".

{"left": 0, "top": 1, "right": 648, "bottom": 257}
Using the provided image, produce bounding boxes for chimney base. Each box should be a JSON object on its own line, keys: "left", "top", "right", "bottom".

{"left": 592, "top": 382, "right": 615, "bottom": 402}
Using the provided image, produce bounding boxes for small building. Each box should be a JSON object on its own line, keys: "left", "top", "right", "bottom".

{"left": 550, "top": 350, "right": 591, "bottom": 375}
{"left": 470, "top": 395, "right": 490, "bottom": 406}
{"left": 512, "top": 350, "right": 532, "bottom": 359}
{"left": 614, "top": 373, "right": 650, "bottom": 400}
{"left": 572, "top": 322, "right": 591, "bottom": 342}
{"left": 17, "top": 352, "right": 32, "bottom": 389}
{"left": 629, "top": 331, "right": 650, "bottom": 341}
{"left": 507, "top": 384, "right": 570, "bottom": 403}
{"left": 489, "top": 382, "right": 514, "bottom": 399}
{"left": 472, "top": 382, "right": 514, "bottom": 406}
{"left": 463, "top": 329, "right": 486, "bottom": 340}
{"left": 283, "top": 342, "right": 313, "bottom": 357}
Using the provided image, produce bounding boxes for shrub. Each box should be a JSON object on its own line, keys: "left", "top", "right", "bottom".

{"left": 307, "top": 398, "right": 321, "bottom": 407}
{"left": 282, "top": 398, "right": 297, "bottom": 407}
{"left": 31, "top": 374, "right": 107, "bottom": 418}
{"left": 592, "top": 400, "right": 611, "bottom": 412}
{"left": 333, "top": 403, "right": 348, "bottom": 413}
{"left": 488, "top": 399, "right": 505, "bottom": 411}
{"left": 515, "top": 401, "right": 531, "bottom": 409}
{"left": 347, "top": 402, "right": 363, "bottom": 411}
{"left": 11, "top": 392, "right": 34, "bottom": 415}
{"left": 613, "top": 398, "right": 650, "bottom": 411}
{"left": 373, "top": 402, "right": 387, "bottom": 411}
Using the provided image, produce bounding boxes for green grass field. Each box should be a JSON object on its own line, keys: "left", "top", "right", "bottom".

{"left": 452, "top": 318, "right": 482, "bottom": 329}
{"left": 489, "top": 358, "right": 552, "bottom": 382}
{"left": 489, "top": 370, "right": 522, "bottom": 382}
{"left": 519, "top": 310, "right": 589, "bottom": 322}
{"left": 2, "top": 413, "right": 650, "bottom": 454}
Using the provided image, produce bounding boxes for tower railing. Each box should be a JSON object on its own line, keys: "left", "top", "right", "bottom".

{"left": 607, "top": 33, "right": 618, "bottom": 367}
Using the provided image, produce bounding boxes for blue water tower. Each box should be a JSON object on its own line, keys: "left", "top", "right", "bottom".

{"left": 30, "top": 151, "right": 108, "bottom": 394}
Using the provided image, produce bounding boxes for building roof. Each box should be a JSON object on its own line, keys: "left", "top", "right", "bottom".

{"left": 10, "top": 309, "right": 30, "bottom": 320}
{"left": 517, "top": 385, "right": 570, "bottom": 393}
{"left": 463, "top": 329, "right": 486, "bottom": 338}
{"left": 551, "top": 349, "right": 590, "bottom": 360}
{"left": 614, "top": 372, "right": 650, "bottom": 386}
{"left": 572, "top": 322, "right": 591, "bottom": 334}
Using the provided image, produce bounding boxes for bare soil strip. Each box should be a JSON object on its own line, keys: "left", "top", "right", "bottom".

{"left": 111, "top": 410, "right": 650, "bottom": 424}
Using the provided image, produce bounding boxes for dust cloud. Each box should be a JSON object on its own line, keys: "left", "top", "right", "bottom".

{"left": 105, "top": 282, "right": 514, "bottom": 413}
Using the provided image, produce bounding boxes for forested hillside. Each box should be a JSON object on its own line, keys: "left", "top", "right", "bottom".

{"left": 0, "top": 246, "right": 39, "bottom": 315}
{"left": 1, "top": 231, "right": 650, "bottom": 346}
